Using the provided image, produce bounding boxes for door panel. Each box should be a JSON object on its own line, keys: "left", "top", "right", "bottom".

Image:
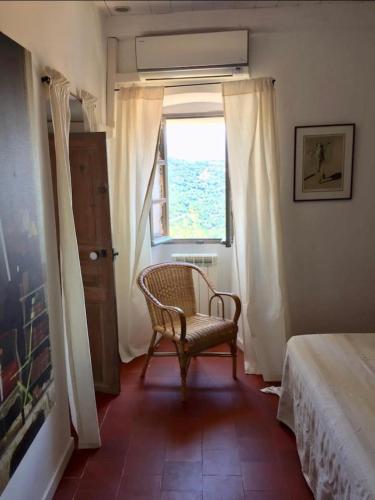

{"left": 86, "top": 303, "right": 104, "bottom": 384}
{"left": 69, "top": 148, "right": 97, "bottom": 242}
{"left": 49, "top": 132, "right": 120, "bottom": 395}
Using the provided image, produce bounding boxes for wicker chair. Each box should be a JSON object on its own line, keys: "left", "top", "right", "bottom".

{"left": 137, "top": 262, "right": 241, "bottom": 400}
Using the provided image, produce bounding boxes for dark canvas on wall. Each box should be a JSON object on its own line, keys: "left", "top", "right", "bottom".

{"left": 0, "top": 32, "right": 54, "bottom": 492}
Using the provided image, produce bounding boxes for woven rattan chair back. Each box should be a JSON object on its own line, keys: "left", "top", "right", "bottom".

{"left": 142, "top": 264, "right": 197, "bottom": 328}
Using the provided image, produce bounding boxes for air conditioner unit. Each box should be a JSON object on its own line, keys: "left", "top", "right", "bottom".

{"left": 134, "top": 30, "right": 249, "bottom": 84}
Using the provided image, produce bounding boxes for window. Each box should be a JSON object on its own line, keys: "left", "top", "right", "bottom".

{"left": 151, "top": 115, "right": 231, "bottom": 245}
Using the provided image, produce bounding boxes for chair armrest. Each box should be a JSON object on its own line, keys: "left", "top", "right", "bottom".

{"left": 160, "top": 305, "right": 187, "bottom": 340}
{"left": 139, "top": 286, "right": 187, "bottom": 339}
{"left": 209, "top": 292, "right": 241, "bottom": 324}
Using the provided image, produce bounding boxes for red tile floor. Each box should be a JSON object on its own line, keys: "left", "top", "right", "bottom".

{"left": 54, "top": 344, "right": 313, "bottom": 500}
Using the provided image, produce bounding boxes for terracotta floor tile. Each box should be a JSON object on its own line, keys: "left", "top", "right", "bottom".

{"left": 100, "top": 415, "right": 133, "bottom": 442}
{"left": 203, "top": 448, "right": 241, "bottom": 475}
{"left": 96, "top": 393, "right": 114, "bottom": 426}
{"left": 79, "top": 457, "right": 123, "bottom": 494}
{"left": 241, "top": 462, "right": 287, "bottom": 492}
{"left": 278, "top": 447, "right": 302, "bottom": 470}
{"left": 244, "top": 492, "right": 290, "bottom": 500}
{"left": 130, "top": 425, "right": 167, "bottom": 450}
{"left": 117, "top": 473, "right": 161, "bottom": 498}
{"left": 279, "top": 449, "right": 312, "bottom": 496}
{"left": 272, "top": 423, "right": 296, "bottom": 451}
{"left": 238, "top": 436, "right": 278, "bottom": 462}
{"left": 166, "top": 428, "right": 202, "bottom": 462}
{"left": 286, "top": 475, "right": 313, "bottom": 498}
{"left": 290, "top": 485, "right": 314, "bottom": 500}
{"left": 54, "top": 345, "right": 311, "bottom": 500}
{"left": 53, "top": 478, "right": 79, "bottom": 500}
{"left": 124, "top": 446, "right": 165, "bottom": 475}
{"left": 167, "top": 414, "right": 202, "bottom": 430}
{"left": 203, "top": 475, "right": 244, "bottom": 500}
{"left": 62, "top": 449, "right": 93, "bottom": 479}
{"left": 74, "top": 486, "right": 117, "bottom": 500}
{"left": 116, "top": 495, "right": 156, "bottom": 500}
{"left": 161, "top": 492, "right": 203, "bottom": 500}
{"left": 202, "top": 423, "right": 237, "bottom": 450}
{"left": 88, "top": 438, "right": 128, "bottom": 465}
{"left": 162, "top": 461, "right": 203, "bottom": 492}
{"left": 235, "top": 417, "right": 271, "bottom": 440}
{"left": 166, "top": 439, "right": 202, "bottom": 462}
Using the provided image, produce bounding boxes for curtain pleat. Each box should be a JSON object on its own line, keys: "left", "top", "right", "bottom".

{"left": 47, "top": 67, "right": 100, "bottom": 447}
{"left": 78, "top": 88, "right": 98, "bottom": 132}
{"left": 109, "top": 86, "right": 164, "bottom": 362}
{"left": 223, "top": 77, "right": 290, "bottom": 381}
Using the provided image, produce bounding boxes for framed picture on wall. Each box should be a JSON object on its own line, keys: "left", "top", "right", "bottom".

{"left": 294, "top": 123, "right": 355, "bottom": 201}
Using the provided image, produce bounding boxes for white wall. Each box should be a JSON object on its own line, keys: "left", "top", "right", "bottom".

{"left": 0, "top": 2, "right": 107, "bottom": 499}
{"left": 107, "top": 2, "right": 375, "bottom": 335}
{"left": 0, "top": 0, "right": 107, "bottom": 126}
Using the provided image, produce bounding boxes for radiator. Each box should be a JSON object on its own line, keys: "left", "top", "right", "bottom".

{"left": 171, "top": 253, "right": 221, "bottom": 316}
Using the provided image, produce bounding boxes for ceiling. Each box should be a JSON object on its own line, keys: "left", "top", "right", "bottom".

{"left": 97, "top": 0, "right": 357, "bottom": 16}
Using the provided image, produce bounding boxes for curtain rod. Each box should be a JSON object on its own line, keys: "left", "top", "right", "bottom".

{"left": 114, "top": 79, "right": 275, "bottom": 91}
{"left": 41, "top": 75, "right": 82, "bottom": 103}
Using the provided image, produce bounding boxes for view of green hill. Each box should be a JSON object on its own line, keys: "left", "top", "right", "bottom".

{"left": 168, "top": 157, "right": 226, "bottom": 239}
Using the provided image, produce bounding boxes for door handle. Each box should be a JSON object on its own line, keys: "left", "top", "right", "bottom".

{"left": 89, "top": 249, "right": 107, "bottom": 261}
{"left": 112, "top": 248, "right": 119, "bottom": 261}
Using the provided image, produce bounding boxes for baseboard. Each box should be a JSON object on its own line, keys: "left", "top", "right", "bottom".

{"left": 42, "top": 436, "right": 74, "bottom": 500}
{"left": 237, "top": 337, "right": 244, "bottom": 352}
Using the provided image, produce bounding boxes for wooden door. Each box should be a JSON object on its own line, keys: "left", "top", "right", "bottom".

{"left": 49, "top": 132, "right": 120, "bottom": 395}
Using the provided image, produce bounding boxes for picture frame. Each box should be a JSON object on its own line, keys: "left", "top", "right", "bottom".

{"left": 293, "top": 123, "right": 355, "bottom": 201}
{"left": 0, "top": 32, "right": 54, "bottom": 492}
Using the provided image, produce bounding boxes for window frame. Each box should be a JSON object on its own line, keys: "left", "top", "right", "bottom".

{"left": 150, "top": 112, "right": 232, "bottom": 247}
{"left": 150, "top": 119, "right": 170, "bottom": 244}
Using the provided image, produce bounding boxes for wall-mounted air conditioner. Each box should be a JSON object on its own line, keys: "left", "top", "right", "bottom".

{"left": 132, "top": 30, "right": 249, "bottom": 84}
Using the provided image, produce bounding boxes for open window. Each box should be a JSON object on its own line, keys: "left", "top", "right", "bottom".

{"left": 150, "top": 120, "right": 170, "bottom": 244}
{"left": 150, "top": 115, "right": 231, "bottom": 246}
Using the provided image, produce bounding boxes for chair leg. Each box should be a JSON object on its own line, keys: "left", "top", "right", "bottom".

{"left": 177, "top": 346, "right": 190, "bottom": 402}
{"left": 180, "top": 363, "right": 187, "bottom": 401}
{"left": 230, "top": 340, "right": 238, "bottom": 380}
{"left": 141, "top": 331, "right": 157, "bottom": 379}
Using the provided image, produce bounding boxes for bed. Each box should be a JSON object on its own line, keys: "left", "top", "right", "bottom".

{"left": 277, "top": 333, "right": 375, "bottom": 500}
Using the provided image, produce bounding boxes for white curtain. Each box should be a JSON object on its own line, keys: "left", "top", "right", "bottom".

{"left": 78, "top": 88, "right": 98, "bottom": 132}
{"left": 47, "top": 67, "right": 100, "bottom": 447}
{"left": 109, "top": 86, "right": 164, "bottom": 362}
{"left": 222, "top": 77, "right": 289, "bottom": 381}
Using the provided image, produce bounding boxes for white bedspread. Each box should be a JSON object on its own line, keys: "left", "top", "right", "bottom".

{"left": 277, "top": 333, "right": 375, "bottom": 500}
